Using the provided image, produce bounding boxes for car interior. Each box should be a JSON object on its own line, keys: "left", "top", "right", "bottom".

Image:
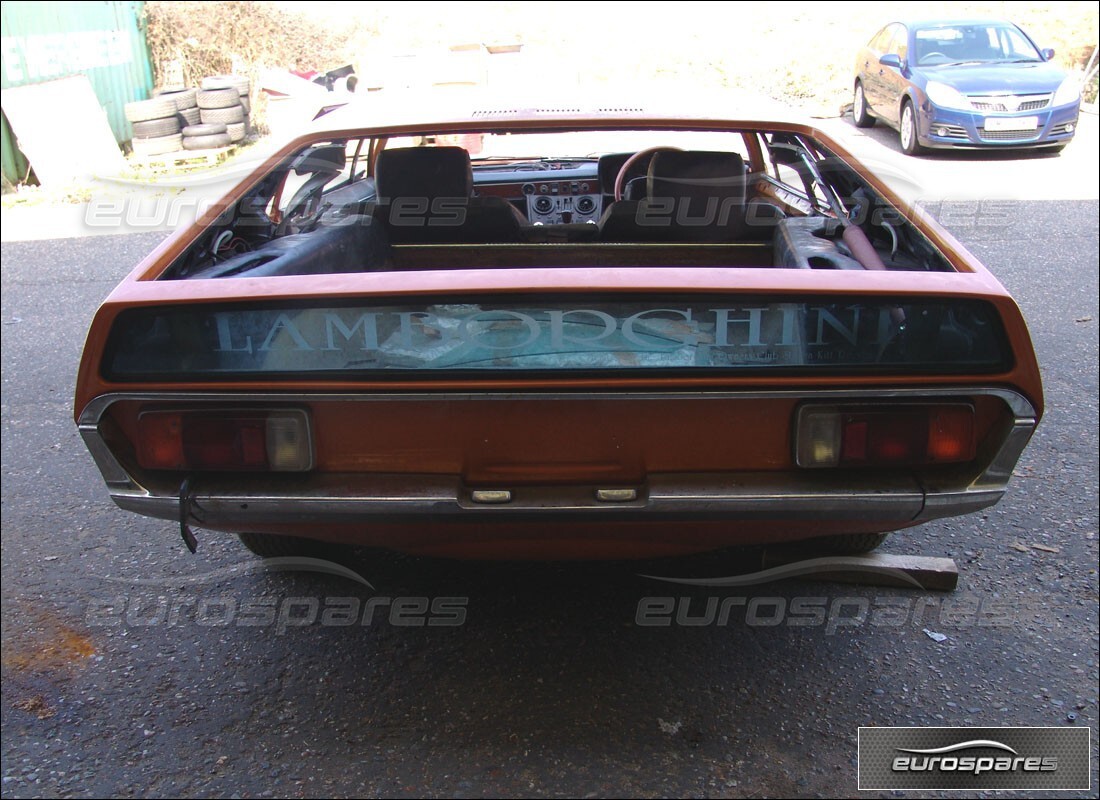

{"left": 163, "top": 127, "right": 954, "bottom": 280}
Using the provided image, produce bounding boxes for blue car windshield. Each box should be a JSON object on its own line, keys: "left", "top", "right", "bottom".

{"left": 913, "top": 24, "right": 1041, "bottom": 66}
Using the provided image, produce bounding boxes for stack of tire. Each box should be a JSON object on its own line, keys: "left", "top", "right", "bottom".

{"left": 183, "top": 74, "right": 251, "bottom": 151}
{"left": 159, "top": 87, "right": 201, "bottom": 128}
{"left": 125, "top": 96, "right": 184, "bottom": 157}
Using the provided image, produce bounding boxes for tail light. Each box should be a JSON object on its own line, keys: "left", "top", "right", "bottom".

{"left": 796, "top": 404, "right": 975, "bottom": 468}
{"left": 136, "top": 409, "right": 312, "bottom": 472}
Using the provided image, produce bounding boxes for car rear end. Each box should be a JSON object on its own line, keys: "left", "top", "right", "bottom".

{"left": 73, "top": 116, "right": 1044, "bottom": 559}
{"left": 75, "top": 267, "right": 1042, "bottom": 559}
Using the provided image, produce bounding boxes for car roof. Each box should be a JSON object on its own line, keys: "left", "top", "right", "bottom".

{"left": 891, "top": 18, "right": 1023, "bottom": 30}
{"left": 306, "top": 85, "right": 812, "bottom": 135}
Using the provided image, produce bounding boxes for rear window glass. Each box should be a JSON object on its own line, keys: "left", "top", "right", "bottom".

{"left": 104, "top": 296, "right": 1010, "bottom": 380}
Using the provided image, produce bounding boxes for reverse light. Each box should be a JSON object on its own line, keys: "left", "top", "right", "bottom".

{"left": 796, "top": 404, "right": 975, "bottom": 468}
{"left": 137, "top": 409, "right": 312, "bottom": 471}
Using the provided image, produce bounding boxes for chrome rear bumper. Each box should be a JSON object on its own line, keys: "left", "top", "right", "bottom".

{"left": 78, "top": 388, "right": 1036, "bottom": 529}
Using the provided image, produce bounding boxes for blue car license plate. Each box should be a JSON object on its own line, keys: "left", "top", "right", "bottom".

{"left": 984, "top": 116, "right": 1039, "bottom": 132}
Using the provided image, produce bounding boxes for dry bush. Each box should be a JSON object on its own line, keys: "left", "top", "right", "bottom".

{"left": 144, "top": 1, "right": 371, "bottom": 129}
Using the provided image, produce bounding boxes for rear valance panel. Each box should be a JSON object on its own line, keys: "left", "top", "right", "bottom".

{"left": 103, "top": 296, "right": 1010, "bottom": 380}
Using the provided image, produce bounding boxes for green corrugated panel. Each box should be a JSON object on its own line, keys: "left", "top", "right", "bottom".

{"left": 1, "top": 0, "right": 154, "bottom": 186}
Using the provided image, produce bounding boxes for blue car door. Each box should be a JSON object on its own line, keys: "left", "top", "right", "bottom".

{"left": 860, "top": 25, "right": 896, "bottom": 113}
{"left": 878, "top": 24, "right": 912, "bottom": 126}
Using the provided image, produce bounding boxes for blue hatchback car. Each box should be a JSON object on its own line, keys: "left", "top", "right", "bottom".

{"left": 853, "top": 19, "right": 1081, "bottom": 155}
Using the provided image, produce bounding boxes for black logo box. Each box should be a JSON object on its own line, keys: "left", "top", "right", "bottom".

{"left": 858, "top": 726, "right": 1091, "bottom": 791}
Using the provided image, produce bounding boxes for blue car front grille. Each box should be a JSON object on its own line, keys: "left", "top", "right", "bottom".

{"left": 977, "top": 128, "right": 1039, "bottom": 142}
{"left": 968, "top": 94, "right": 1051, "bottom": 112}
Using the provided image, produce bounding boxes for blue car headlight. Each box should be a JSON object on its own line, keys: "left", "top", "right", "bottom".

{"left": 925, "top": 81, "right": 972, "bottom": 111}
{"left": 1053, "top": 75, "right": 1082, "bottom": 107}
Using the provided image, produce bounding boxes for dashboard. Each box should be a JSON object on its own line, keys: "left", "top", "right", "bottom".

{"left": 472, "top": 159, "right": 604, "bottom": 225}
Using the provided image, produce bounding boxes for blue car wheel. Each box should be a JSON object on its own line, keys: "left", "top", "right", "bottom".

{"left": 853, "top": 82, "right": 875, "bottom": 128}
{"left": 900, "top": 100, "right": 924, "bottom": 155}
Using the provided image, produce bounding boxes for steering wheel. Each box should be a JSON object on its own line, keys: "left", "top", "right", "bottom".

{"left": 614, "top": 146, "right": 682, "bottom": 201}
{"left": 918, "top": 51, "right": 949, "bottom": 65}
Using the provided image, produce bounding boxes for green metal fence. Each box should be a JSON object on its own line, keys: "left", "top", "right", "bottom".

{"left": 1, "top": 0, "right": 154, "bottom": 187}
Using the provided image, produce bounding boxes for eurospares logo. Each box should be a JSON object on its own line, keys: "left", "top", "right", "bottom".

{"left": 858, "top": 727, "right": 1090, "bottom": 790}
{"left": 894, "top": 739, "right": 1056, "bottom": 774}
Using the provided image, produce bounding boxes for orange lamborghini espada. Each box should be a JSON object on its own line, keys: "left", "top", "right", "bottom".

{"left": 74, "top": 97, "right": 1043, "bottom": 560}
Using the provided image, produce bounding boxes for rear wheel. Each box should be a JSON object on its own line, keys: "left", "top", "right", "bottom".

{"left": 852, "top": 82, "right": 875, "bottom": 128}
{"left": 899, "top": 100, "right": 924, "bottom": 155}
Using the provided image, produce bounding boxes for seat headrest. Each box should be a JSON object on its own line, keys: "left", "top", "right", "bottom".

{"left": 375, "top": 146, "right": 473, "bottom": 202}
{"left": 647, "top": 150, "right": 746, "bottom": 203}
{"left": 291, "top": 143, "right": 347, "bottom": 176}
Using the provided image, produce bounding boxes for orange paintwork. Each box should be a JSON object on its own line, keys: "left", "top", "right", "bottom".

{"left": 105, "top": 395, "right": 1007, "bottom": 482}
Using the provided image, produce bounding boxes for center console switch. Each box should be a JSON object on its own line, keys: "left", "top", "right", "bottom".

{"left": 524, "top": 181, "right": 602, "bottom": 225}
